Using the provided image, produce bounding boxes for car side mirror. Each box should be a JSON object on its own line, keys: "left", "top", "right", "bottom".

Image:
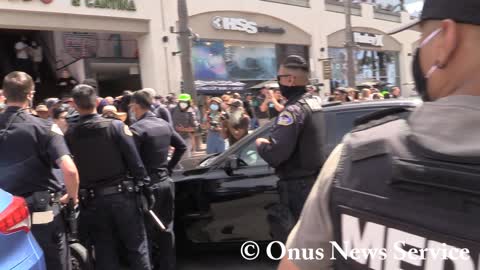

{"left": 224, "top": 155, "right": 239, "bottom": 176}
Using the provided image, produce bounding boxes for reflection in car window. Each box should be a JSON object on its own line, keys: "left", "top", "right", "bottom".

{"left": 238, "top": 136, "right": 268, "bottom": 167}
{"left": 239, "top": 141, "right": 268, "bottom": 167}
{"left": 333, "top": 109, "right": 379, "bottom": 145}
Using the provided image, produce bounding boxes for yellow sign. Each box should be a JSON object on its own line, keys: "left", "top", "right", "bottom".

{"left": 323, "top": 60, "right": 332, "bottom": 80}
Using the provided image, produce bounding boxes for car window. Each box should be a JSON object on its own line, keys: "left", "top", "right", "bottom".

{"left": 325, "top": 109, "right": 382, "bottom": 154}
{"left": 237, "top": 132, "right": 269, "bottom": 167}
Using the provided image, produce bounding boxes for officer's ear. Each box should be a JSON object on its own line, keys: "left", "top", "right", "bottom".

{"left": 72, "top": 102, "right": 79, "bottom": 111}
{"left": 26, "top": 89, "right": 35, "bottom": 102}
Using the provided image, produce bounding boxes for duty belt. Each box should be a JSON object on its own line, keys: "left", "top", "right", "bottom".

{"left": 23, "top": 190, "right": 62, "bottom": 213}
{"left": 79, "top": 180, "right": 137, "bottom": 200}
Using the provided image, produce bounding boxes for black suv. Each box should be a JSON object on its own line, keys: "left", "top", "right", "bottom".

{"left": 174, "top": 99, "right": 420, "bottom": 246}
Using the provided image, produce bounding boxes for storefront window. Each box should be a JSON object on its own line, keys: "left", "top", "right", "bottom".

{"left": 329, "top": 47, "right": 400, "bottom": 87}
{"left": 192, "top": 40, "right": 277, "bottom": 81}
{"left": 261, "top": 0, "right": 310, "bottom": 8}
{"left": 374, "top": 0, "right": 405, "bottom": 12}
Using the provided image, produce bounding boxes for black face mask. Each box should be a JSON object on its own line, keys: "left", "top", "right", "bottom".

{"left": 279, "top": 84, "right": 306, "bottom": 100}
{"left": 412, "top": 48, "right": 431, "bottom": 102}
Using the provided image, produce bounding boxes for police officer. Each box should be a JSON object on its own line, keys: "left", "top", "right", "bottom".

{"left": 0, "top": 71, "right": 79, "bottom": 270}
{"left": 129, "top": 89, "right": 187, "bottom": 270}
{"left": 256, "top": 55, "right": 326, "bottom": 239}
{"left": 65, "top": 85, "right": 153, "bottom": 270}
{"left": 280, "top": 1, "right": 480, "bottom": 270}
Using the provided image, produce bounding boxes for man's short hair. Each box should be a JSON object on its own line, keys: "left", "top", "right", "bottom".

{"left": 142, "top": 88, "right": 157, "bottom": 99}
{"left": 82, "top": 78, "right": 98, "bottom": 92}
{"left": 282, "top": 55, "right": 309, "bottom": 72}
{"left": 72, "top": 84, "right": 97, "bottom": 110}
{"left": 132, "top": 90, "right": 153, "bottom": 110}
{"left": 2, "top": 71, "right": 34, "bottom": 103}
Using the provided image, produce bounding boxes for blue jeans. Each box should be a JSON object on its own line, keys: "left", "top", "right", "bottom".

{"left": 206, "top": 131, "right": 226, "bottom": 154}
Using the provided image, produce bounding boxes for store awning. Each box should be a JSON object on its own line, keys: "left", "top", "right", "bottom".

{"left": 195, "top": 81, "right": 246, "bottom": 95}
{"left": 249, "top": 80, "right": 279, "bottom": 90}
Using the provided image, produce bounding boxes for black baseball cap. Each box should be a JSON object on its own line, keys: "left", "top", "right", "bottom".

{"left": 283, "top": 55, "right": 309, "bottom": 72}
{"left": 389, "top": 0, "right": 480, "bottom": 35}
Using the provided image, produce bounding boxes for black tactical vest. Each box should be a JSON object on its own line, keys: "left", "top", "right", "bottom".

{"left": 277, "top": 94, "right": 326, "bottom": 179}
{"left": 66, "top": 117, "right": 127, "bottom": 189}
{"left": 330, "top": 112, "right": 480, "bottom": 270}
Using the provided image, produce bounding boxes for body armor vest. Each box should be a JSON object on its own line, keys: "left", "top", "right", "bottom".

{"left": 67, "top": 117, "right": 127, "bottom": 188}
{"left": 277, "top": 94, "right": 326, "bottom": 179}
{"left": 330, "top": 115, "right": 480, "bottom": 270}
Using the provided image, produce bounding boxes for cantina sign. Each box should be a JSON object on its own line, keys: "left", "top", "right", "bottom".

{"left": 72, "top": 0, "right": 136, "bottom": 11}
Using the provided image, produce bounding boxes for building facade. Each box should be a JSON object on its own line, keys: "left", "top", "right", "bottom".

{"left": 186, "top": 0, "right": 421, "bottom": 96}
{"left": 0, "top": 0, "right": 180, "bottom": 96}
{"left": 0, "top": 0, "right": 420, "bottom": 97}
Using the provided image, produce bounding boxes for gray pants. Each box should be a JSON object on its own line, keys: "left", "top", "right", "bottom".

{"left": 182, "top": 137, "right": 192, "bottom": 159}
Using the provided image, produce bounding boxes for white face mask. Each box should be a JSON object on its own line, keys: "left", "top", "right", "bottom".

{"left": 129, "top": 108, "right": 137, "bottom": 121}
{"left": 179, "top": 102, "right": 189, "bottom": 110}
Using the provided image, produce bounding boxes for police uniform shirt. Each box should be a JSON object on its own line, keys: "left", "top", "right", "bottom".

{"left": 130, "top": 111, "right": 187, "bottom": 172}
{"left": 258, "top": 94, "right": 306, "bottom": 168}
{"left": 0, "top": 106, "right": 70, "bottom": 195}
{"left": 66, "top": 114, "right": 149, "bottom": 188}
{"left": 285, "top": 95, "right": 480, "bottom": 270}
{"left": 154, "top": 105, "right": 173, "bottom": 125}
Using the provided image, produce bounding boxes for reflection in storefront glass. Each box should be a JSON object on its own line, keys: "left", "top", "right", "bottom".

{"left": 329, "top": 47, "right": 400, "bottom": 87}
{"left": 192, "top": 40, "right": 277, "bottom": 81}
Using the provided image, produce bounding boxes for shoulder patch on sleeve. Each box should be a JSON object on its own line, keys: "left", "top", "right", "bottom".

{"left": 124, "top": 125, "right": 133, "bottom": 136}
{"left": 51, "top": 124, "right": 64, "bottom": 136}
{"left": 277, "top": 111, "right": 295, "bottom": 126}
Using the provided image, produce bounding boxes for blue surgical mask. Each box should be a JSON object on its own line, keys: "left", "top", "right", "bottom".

{"left": 210, "top": 104, "right": 219, "bottom": 111}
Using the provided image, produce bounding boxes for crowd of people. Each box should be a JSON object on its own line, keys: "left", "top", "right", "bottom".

{"left": 0, "top": 74, "right": 403, "bottom": 160}
{"left": 13, "top": 36, "right": 44, "bottom": 83}
{"left": 327, "top": 85, "right": 402, "bottom": 102}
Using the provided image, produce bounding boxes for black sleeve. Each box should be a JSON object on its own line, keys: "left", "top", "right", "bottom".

{"left": 156, "top": 107, "right": 173, "bottom": 124}
{"left": 167, "top": 127, "right": 187, "bottom": 171}
{"left": 258, "top": 106, "right": 303, "bottom": 168}
{"left": 111, "top": 121, "right": 150, "bottom": 185}
{"left": 129, "top": 124, "right": 143, "bottom": 151}
{"left": 46, "top": 124, "right": 71, "bottom": 168}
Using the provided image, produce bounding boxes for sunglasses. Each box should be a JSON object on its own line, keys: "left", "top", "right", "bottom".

{"left": 277, "top": 75, "right": 292, "bottom": 81}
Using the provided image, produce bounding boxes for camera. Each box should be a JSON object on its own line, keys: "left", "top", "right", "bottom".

{"left": 210, "top": 121, "right": 220, "bottom": 128}
{"left": 221, "top": 113, "right": 229, "bottom": 121}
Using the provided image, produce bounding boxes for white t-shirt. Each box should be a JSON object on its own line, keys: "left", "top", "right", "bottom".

{"left": 32, "top": 47, "right": 43, "bottom": 63}
{"left": 15, "top": 42, "right": 29, "bottom": 59}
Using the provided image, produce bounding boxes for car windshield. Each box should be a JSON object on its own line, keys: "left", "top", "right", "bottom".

{"left": 198, "top": 122, "right": 274, "bottom": 168}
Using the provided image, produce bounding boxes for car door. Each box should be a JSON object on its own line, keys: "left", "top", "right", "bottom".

{"left": 179, "top": 130, "right": 279, "bottom": 244}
